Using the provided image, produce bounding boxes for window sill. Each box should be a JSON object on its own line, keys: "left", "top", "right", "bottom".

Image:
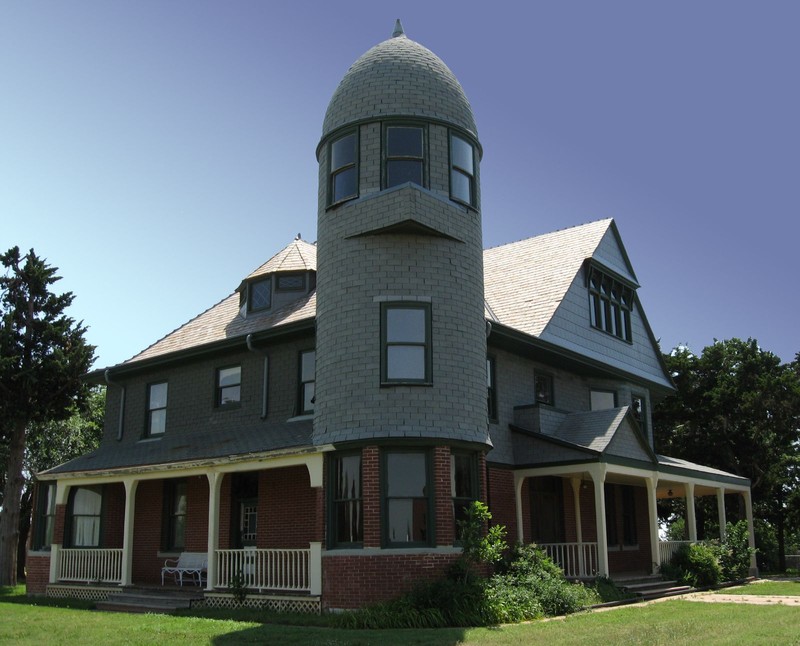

{"left": 138, "top": 436, "right": 163, "bottom": 443}
{"left": 380, "top": 381, "right": 433, "bottom": 388}
{"left": 288, "top": 414, "right": 313, "bottom": 422}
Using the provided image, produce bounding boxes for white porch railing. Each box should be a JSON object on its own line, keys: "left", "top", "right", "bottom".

{"left": 216, "top": 548, "right": 310, "bottom": 592}
{"left": 659, "top": 540, "right": 693, "bottom": 565}
{"left": 539, "top": 542, "right": 598, "bottom": 578}
{"left": 58, "top": 548, "right": 123, "bottom": 584}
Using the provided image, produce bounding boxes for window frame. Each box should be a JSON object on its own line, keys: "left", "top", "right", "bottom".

{"left": 215, "top": 365, "right": 242, "bottom": 408}
{"left": 587, "top": 265, "right": 635, "bottom": 343}
{"left": 451, "top": 450, "right": 479, "bottom": 544}
{"left": 487, "top": 356, "right": 498, "bottom": 422}
{"left": 329, "top": 452, "right": 363, "bottom": 548}
{"left": 328, "top": 130, "right": 359, "bottom": 206}
{"left": 162, "top": 479, "right": 188, "bottom": 553}
{"left": 66, "top": 486, "right": 104, "bottom": 548}
{"left": 248, "top": 277, "right": 272, "bottom": 313}
{"left": 298, "top": 349, "right": 316, "bottom": 415}
{"left": 382, "top": 448, "right": 433, "bottom": 548}
{"left": 449, "top": 132, "right": 476, "bottom": 207}
{"left": 32, "top": 482, "right": 57, "bottom": 551}
{"left": 276, "top": 273, "right": 306, "bottom": 292}
{"left": 146, "top": 381, "right": 168, "bottom": 437}
{"left": 631, "top": 393, "right": 647, "bottom": 435}
{"left": 380, "top": 302, "right": 432, "bottom": 386}
{"left": 383, "top": 123, "right": 427, "bottom": 190}
{"left": 535, "top": 372, "right": 555, "bottom": 406}
{"left": 530, "top": 476, "right": 566, "bottom": 543}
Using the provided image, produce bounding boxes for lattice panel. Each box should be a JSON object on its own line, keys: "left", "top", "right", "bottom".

{"left": 46, "top": 585, "right": 121, "bottom": 602}
{"left": 199, "top": 593, "right": 320, "bottom": 614}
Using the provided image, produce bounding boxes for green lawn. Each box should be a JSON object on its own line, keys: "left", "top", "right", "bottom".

{"left": 718, "top": 579, "right": 800, "bottom": 597}
{"left": 2, "top": 589, "right": 800, "bottom": 645}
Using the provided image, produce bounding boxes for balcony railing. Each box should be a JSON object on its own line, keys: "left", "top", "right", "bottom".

{"left": 659, "top": 540, "right": 693, "bottom": 565}
{"left": 538, "top": 542, "right": 598, "bottom": 578}
{"left": 58, "top": 548, "right": 123, "bottom": 584}
{"left": 215, "top": 548, "right": 311, "bottom": 592}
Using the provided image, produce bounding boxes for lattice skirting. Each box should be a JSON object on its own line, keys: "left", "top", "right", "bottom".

{"left": 46, "top": 584, "right": 122, "bottom": 602}
{"left": 199, "top": 592, "right": 321, "bottom": 614}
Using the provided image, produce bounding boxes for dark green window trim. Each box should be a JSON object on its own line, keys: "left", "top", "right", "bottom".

{"left": 383, "top": 123, "right": 427, "bottom": 190}
{"left": 487, "top": 356, "right": 498, "bottom": 422}
{"left": 451, "top": 450, "right": 479, "bottom": 544}
{"left": 298, "top": 349, "right": 315, "bottom": 415}
{"left": 449, "top": 132, "right": 476, "bottom": 207}
{"left": 162, "top": 479, "right": 187, "bottom": 552}
{"left": 146, "top": 381, "right": 168, "bottom": 437}
{"left": 382, "top": 448, "right": 433, "bottom": 547}
{"left": 381, "top": 302, "right": 432, "bottom": 385}
{"left": 588, "top": 265, "right": 634, "bottom": 342}
{"left": 328, "top": 451, "right": 363, "bottom": 548}
{"left": 329, "top": 130, "right": 358, "bottom": 206}
{"left": 32, "top": 482, "right": 56, "bottom": 551}
{"left": 248, "top": 277, "right": 272, "bottom": 313}
{"left": 215, "top": 365, "right": 241, "bottom": 408}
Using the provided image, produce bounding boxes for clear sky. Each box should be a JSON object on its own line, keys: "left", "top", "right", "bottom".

{"left": 2, "top": 1, "right": 798, "bottom": 369}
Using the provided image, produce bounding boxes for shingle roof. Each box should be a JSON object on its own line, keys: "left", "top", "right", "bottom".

{"left": 555, "top": 407, "right": 631, "bottom": 453}
{"left": 245, "top": 238, "right": 317, "bottom": 280}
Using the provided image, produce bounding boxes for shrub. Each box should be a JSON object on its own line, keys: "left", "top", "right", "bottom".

{"left": 718, "top": 520, "right": 755, "bottom": 580}
{"left": 662, "top": 543, "right": 721, "bottom": 587}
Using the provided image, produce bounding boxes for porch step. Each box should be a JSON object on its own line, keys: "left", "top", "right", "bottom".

{"left": 616, "top": 576, "right": 693, "bottom": 600}
{"left": 96, "top": 587, "right": 204, "bottom": 615}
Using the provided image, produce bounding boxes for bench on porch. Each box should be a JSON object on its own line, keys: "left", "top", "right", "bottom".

{"left": 161, "top": 552, "right": 208, "bottom": 587}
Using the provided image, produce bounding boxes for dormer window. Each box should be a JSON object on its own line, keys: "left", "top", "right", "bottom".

{"left": 276, "top": 273, "right": 305, "bottom": 292}
{"left": 588, "top": 266, "right": 634, "bottom": 342}
{"left": 385, "top": 125, "right": 424, "bottom": 188}
{"left": 249, "top": 277, "right": 272, "bottom": 313}
{"left": 329, "top": 131, "right": 358, "bottom": 205}
{"left": 450, "top": 133, "right": 475, "bottom": 207}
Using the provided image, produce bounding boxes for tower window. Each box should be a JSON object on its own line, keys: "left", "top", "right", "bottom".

{"left": 248, "top": 277, "right": 272, "bottom": 313}
{"left": 383, "top": 450, "right": 431, "bottom": 547}
{"left": 588, "top": 266, "right": 634, "bottom": 342}
{"left": 450, "top": 134, "right": 475, "bottom": 206}
{"left": 385, "top": 125, "right": 424, "bottom": 188}
{"left": 298, "top": 350, "right": 315, "bottom": 414}
{"left": 330, "top": 452, "right": 363, "bottom": 547}
{"left": 381, "top": 303, "right": 431, "bottom": 384}
{"left": 329, "top": 131, "right": 358, "bottom": 205}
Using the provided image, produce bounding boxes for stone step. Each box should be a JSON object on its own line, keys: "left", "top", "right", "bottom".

{"left": 623, "top": 579, "right": 680, "bottom": 593}
{"left": 639, "top": 585, "right": 693, "bottom": 600}
{"left": 96, "top": 587, "right": 203, "bottom": 614}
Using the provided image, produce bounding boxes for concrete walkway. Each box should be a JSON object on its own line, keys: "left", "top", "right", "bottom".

{"left": 684, "top": 592, "right": 800, "bottom": 606}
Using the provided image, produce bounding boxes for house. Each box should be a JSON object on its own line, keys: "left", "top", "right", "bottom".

{"left": 27, "top": 21, "right": 755, "bottom": 611}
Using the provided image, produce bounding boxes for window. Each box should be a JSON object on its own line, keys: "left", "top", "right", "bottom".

{"left": 621, "top": 485, "right": 638, "bottom": 546}
{"left": 381, "top": 303, "right": 431, "bottom": 384}
{"left": 216, "top": 366, "right": 241, "bottom": 407}
{"left": 605, "top": 484, "right": 618, "bottom": 546}
{"left": 535, "top": 373, "right": 554, "bottom": 406}
{"left": 249, "top": 277, "right": 272, "bottom": 312}
{"left": 385, "top": 125, "right": 424, "bottom": 188}
{"left": 329, "top": 131, "right": 358, "bottom": 204}
{"left": 239, "top": 500, "right": 258, "bottom": 546}
{"left": 487, "top": 357, "right": 497, "bottom": 421}
{"left": 276, "top": 273, "right": 305, "bottom": 291}
{"left": 590, "top": 389, "right": 616, "bottom": 410}
{"left": 298, "top": 350, "right": 315, "bottom": 414}
{"left": 451, "top": 451, "right": 478, "bottom": 541}
{"left": 588, "top": 266, "right": 634, "bottom": 342}
{"left": 330, "top": 453, "right": 362, "bottom": 546}
{"left": 33, "top": 483, "right": 56, "bottom": 551}
{"left": 68, "top": 486, "right": 102, "bottom": 547}
{"left": 163, "top": 480, "right": 187, "bottom": 552}
{"left": 530, "top": 477, "right": 565, "bottom": 543}
{"left": 384, "top": 450, "right": 431, "bottom": 546}
{"left": 147, "top": 382, "right": 168, "bottom": 436}
{"left": 450, "top": 133, "right": 476, "bottom": 206}
{"left": 631, "top": 394, "right": 647, "bottom": 434}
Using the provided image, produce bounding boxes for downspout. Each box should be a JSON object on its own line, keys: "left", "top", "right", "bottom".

{"left": 246, "top": 334, "right": 269, "bottom": 419}
{"left": 104, "top": 369, "right": 125, "bottom": 441}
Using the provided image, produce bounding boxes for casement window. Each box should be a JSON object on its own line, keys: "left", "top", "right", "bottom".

{"left": 276, "top": 273, "right": 305, "bottom": 292}
{"left": 487, "top": 357, "right": 498, "bottom": 422}
{"left": 68, "top": 486, "right": 103, "bottom": 548}
{"left": 298, "top": 350, "right": 315, "bottom": 414}
{"left": 383, "top": 450, "right": 431, "bottom": 546}
{"left": 329, "top": 131, "right": 358, "bottom": 205}
{"left": 381, "top": 303, "right": 431, "bottom": 384}
{"left": 385, "top": 125, "right": 425, "bottom": 188}
{"left": 588, "top": 266, "right": 634, "bottom": 342}
{"left": 216, "top": 366, "right": 241, "bottom": 407}
{"left": 451, "top": 451, "right": 478, "bottom": 541}
{"left": 32, "top": 483, "right": 56, "bottom": 551}
{"left": 163, "top": 480, "right": 187, "bottom": 552}
{"left": 146, "top": 382, "right": 168, "bottom": 436}
{"left": 631, "top": 394, "right": 647, "bottom": 434}
{"left": 248, "top": 277, "right": 272, "bottom": 312}
{"left": 330, "top": 453, "right": 363, "bottom": 547}
{"left": 535, "top": 373, "right": 554, "bottom": 406}
{"left": 530, "top": 477, "right": 565, "bottom": 543}
{"left": 450, "top": 133, "right": 476, "bottom": 206}
{"left": 590, "top": 389, "right": 616, "bottom": 411}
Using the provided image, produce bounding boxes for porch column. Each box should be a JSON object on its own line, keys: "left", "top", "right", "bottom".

{"left": 309, "top": 542, "right": 322, "bottom": 596}
{"left": 589, "top": 465, "right": 609, "bottom": 577}
{"left": 685, "top": 482, "right": 697, "bottom": 542}
{"left": 645, "top": 475, "right": 660, "bottom": 574}
{"left": 742, "top": 490, "right": 758, "bottom": 576}
{"left": 121, "top": 478, "right": 139, "bottom": 586}
{"left": 570, "top": 478, "right": 585, "bottom": 576}
{"left": 716, "top": 488, "right": 727, "bottom": 541}
{"left": 206, "top": 470, "right": 223, "bottom": 591}
{"left": 514, "top": 473, "right": 525, "bottom": 543}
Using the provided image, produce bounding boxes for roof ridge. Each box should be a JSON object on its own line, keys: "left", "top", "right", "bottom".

{"left": 483, "top": 218, "right": 613, "bottom": 252}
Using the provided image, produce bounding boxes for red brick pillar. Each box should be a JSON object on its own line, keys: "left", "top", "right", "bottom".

{"left": 362, "top": 446, "right": 381, "bottom": 547}
{"left": 434, "top": 446, "right": 454, "bottom": 546}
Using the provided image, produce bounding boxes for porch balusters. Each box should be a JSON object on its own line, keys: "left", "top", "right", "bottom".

{"left": 215, "top": 547, "right": 313, "bottom": 592}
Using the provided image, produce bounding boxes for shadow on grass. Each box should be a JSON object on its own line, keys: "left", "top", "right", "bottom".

{"left": 0, "top": 585, "right": 95, "bottom": 610}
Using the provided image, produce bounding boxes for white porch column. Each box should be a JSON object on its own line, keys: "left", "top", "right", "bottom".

{"left": 716, "top": 488, "right": 727, "bottom": 541}
{"left": 121, "top": 478, "right": 139, "bottom": 586}
{"left": 589, "top": 465, "right": 609, "bottom": 577}
{"left": 514, "top": 473, "right": 525, "bottom": 543}
{"left": 742, "top": 490, "right": 758, "bottom": 576}
{"left": 309, "top": 542, "right": 322, "bottom": 596}
{"left": 645, "top": 475, "right": 660, "bottom": 574}
{"left": 685, "top": 482, "right": 697, "bottom": 542}
{"left": 570, "top": 477, "right": 585, "bottom": 576}
{"left": 206, "top": 470, "right": 223, "bottom": 591}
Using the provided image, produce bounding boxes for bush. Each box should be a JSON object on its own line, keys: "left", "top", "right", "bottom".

{"left": 662, "top": 543, "right": 721, "bottom": 587}
{"left": 718, "top": 520, "right": 755, "bottom": 580}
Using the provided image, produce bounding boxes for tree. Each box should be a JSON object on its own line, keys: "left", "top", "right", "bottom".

{"left": 0, "top": 247, "right": 95, "bottom": 586}
{"left": 654, "top": 339, "right": 800, "bottom": 570}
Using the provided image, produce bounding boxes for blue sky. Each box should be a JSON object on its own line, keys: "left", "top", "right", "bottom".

{"left": 2, "top": 1, "right": 798, "bottom": 368}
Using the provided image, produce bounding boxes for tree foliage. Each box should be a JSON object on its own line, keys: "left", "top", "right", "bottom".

{"left": 0, "top": 247, "right": 95, "bottom": 585}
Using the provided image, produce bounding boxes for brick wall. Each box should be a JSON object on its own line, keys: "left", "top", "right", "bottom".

{"left": 103, "top": 483, "right": 125, "bottom": 548}
{"left": 362, "top": 446, "right": 381, "bottom": 548}
{"left": 25, "top": 553, "right": 50, "bottom": 594}
{"left": 261, "top": 466, "right": 317, "bottom": 548}
{"left": 487, "top": 466, "right": 517, "bottom": 541}
{"left": 132, "top": 480, "right": 164, "bottom": 584}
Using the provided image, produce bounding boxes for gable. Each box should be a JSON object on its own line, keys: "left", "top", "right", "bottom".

{"left": 605, "top": 415, "right": 655, "bottom": 463}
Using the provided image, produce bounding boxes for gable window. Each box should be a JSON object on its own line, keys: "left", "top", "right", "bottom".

{"left": 588, "top": 266, "right": 633, "bottom": 342}
{"left": 487, "top": 357, "right": 498, "bottom": 422}
{"left": 330, "top": 453, "right": 362, "bottom": 547}
{"left": 535, "top": 373, "right": 554, "bottom": 406}
{"left": 249, "top": 277, "right": 272, "bottom": 313}
{"left": 216, "top": 366, "right": 241, "bottom": 407}
{"left": 385, "top": 125, "right": 424, "bottom": 188}
{"left": 298, "top": 350, "right": 315, "bottom": 414}
{"left": 163, "top": 480, "right": 187, "bottom": 552}
{"left": 33, "top": 482, "right": 56, "bottom": 551}
{"left": 450, "top": 133, "right": 476, "bottom": 206}
{"left": 381, "top": 303, "right": 431, "bottom": 384}
{"left": 590, "top": 389, "right": 616, "bottom": 411}
{"left": 383, "top": 450, "right": 431, "bottom": 546}
{"left": 451, "top": 451, "right": 478, "bottom": 541}
{"left": 147, "top": 382, "right": 168, "bottom": 436}
{"left": 276, "top": 273, "right": 305, "bottom": 292}
{"left": 631, "top": 394, "right": 647, "bottom": 434}
{"left": 68, "top": 486, "right": 103, "bottom": 547}
{"left": 329, "top": 131, "right": 358, "bottom": 205}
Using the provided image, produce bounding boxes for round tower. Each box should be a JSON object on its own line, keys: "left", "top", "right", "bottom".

{"left": 314, "top": 21, "right": 489, "bottom": 450}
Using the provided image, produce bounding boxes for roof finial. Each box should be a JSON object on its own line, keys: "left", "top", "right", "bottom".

{"left": 392, "top": 19, "right": 404, "bottom": 38}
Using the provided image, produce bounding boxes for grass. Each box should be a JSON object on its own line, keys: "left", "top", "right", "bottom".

{"left": 717, "top": 579, "right": 800, "bottom": 596}
{"left": 3, "top": 586, "right": 800, "bottom": 645}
